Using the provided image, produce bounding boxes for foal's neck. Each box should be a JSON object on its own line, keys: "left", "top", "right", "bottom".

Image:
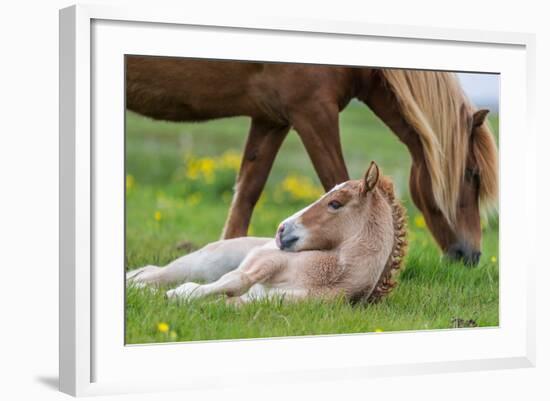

{"left": 337, "top": 193, "right": 394, "bottom": 272}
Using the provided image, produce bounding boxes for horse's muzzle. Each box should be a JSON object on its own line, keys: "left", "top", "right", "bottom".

{"left": 446, "top": 242, "right": 481, "bottom": 266}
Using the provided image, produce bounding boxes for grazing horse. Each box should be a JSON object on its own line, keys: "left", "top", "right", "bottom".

{"left": 126, "top": 162, "right": 407, "bottom": 303}
{"left": 126, "top": 57, "right": 498, "bottom": 265}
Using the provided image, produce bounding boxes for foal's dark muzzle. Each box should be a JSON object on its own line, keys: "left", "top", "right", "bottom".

{"left": 275, "top": 222, "right": 299, "bottom": 251}
{"left": 446, "top": 242, "right": 481, "bottom": 266}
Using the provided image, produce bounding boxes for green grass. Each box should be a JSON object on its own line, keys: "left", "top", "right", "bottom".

{"left": 125, "top": 101, "right": 499, "bottom": 344}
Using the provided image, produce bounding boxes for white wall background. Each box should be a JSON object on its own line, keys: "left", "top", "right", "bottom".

{"left": 0, "top": 1, "right": 547, "bottom": 400}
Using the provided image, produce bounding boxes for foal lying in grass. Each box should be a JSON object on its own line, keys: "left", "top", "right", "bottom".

{"left": 126, "top": 162, "right": 407, "bottom": 303}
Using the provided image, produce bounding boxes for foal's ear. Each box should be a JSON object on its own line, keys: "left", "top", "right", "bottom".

{"left": 473, "top": 109, "right": 490, "bottom": 128}
{"left": 362, "top": 161, "right": 380, "bottom": 195}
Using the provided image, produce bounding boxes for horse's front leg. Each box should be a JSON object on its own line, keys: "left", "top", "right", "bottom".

{"left": 166, "top": 248, "right": 286, "bottom": 300}
{"left": 222, "top": 119, "right": 290, "bottom": 239}
{"left": 292, "top": 102, "right": 349, "bottom": 190}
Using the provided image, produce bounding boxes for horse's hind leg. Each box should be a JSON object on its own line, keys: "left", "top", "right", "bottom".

{"left": 222, "top": 119, "right": 290, "bottom": 239}
{"left": 126, "top": 237, "right": 272, "bottom": 286}
{"left": 292, "top": 102, "right": 349, "bottom": 190}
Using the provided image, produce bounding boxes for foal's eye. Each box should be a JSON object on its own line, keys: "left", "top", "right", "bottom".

{"left": 328, "top": 200, "right": 343, "bottom": 210}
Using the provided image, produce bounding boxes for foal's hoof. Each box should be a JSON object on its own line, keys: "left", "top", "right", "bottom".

{"left": 166, "top": 282, "right": 202, "bottom": 300}
{"left": 126, "top": 265, "right": 161, "bottom": 284}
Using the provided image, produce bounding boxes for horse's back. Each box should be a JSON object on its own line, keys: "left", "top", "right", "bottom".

{"left": 126, "top": 56, "right": 265, "bottom": 120}
{"left": 126, "top": 56, "right": 354, "bottom": 122}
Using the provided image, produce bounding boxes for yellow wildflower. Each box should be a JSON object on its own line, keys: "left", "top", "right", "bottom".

{"left": 219, "top": 150, "right": 241, "bottom": 172}
{"left": 491, "top": 256, "right": 497, "bottom": 263}
{"left": 200, "top": 158, "right": 216, "bottom": 183}
{"left": 154, "top": 211, "right": 162, "bottom": 221}
{"left": 185, "top": 163, "right": 199, "bottom": 180}
{"left": 126, "top": 174, "right": 135, "bottom": 190}
{"left": 374, "top": 328, "right": 383, "bottom": 333}
{"left": 414, "top": 215, "right": 426, "bottom": 229}
{"left": 157, "top": 322, "right": 169, "bottom": 333}
{"left": 185, "top": 156, "right": 216, "bottom": 183}
{"left": 280, "top": 175, "right": 322, "bottom": 202}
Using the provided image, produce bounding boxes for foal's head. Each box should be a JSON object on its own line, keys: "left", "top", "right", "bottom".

{"left": 275, "top": 162, "right": 390, "bottom": 252}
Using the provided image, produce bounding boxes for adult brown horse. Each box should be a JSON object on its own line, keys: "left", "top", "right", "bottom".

{"left": 126, "top": 57, "right": 498, "bottom": 265}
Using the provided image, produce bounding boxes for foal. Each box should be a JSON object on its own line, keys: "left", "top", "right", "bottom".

{"left": 126, "top": 162, "right": 407, "bottom": 303}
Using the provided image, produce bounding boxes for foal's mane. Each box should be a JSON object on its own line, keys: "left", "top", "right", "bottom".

{"left": 378, "top": 69, "right": 499, "bottom": 225}
{"left": 367, "top": 176, "right": 408, "bottom": 302}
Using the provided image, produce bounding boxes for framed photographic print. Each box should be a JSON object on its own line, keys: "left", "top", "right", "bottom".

{"left": 59, "top": 4, "right": 536, "bottom": 396}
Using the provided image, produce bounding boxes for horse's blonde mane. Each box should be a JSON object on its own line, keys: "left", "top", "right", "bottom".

{"left": 379, "top": 69, "right": 498, "bottom": 225}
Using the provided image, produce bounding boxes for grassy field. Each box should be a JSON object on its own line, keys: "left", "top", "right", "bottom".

{"left": 125, "top": 101, "right": 499, "bottom": 344}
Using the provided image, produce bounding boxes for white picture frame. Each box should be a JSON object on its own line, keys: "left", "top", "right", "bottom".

{"left": 59, "top": 3, "right": 536, "bottom": 397}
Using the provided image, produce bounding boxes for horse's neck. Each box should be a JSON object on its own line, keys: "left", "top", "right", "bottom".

{"left": 356, "top": 70, "right": 424, "bottom": 163}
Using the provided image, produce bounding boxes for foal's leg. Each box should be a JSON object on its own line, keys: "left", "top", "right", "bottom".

{"left": 292, "top": 102, "right": 349, "bottom": 190}
{"left": 126, "top": 237, "right": 272, "bottom": 286}
{"left": 232, "top": 285, "right": 309, "bottom": 304}
{"left": 166, "top": 248, "right": 285, "bottom": 300}
{"left": 222, "top": 119, "right": 290, "bottom": 239}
